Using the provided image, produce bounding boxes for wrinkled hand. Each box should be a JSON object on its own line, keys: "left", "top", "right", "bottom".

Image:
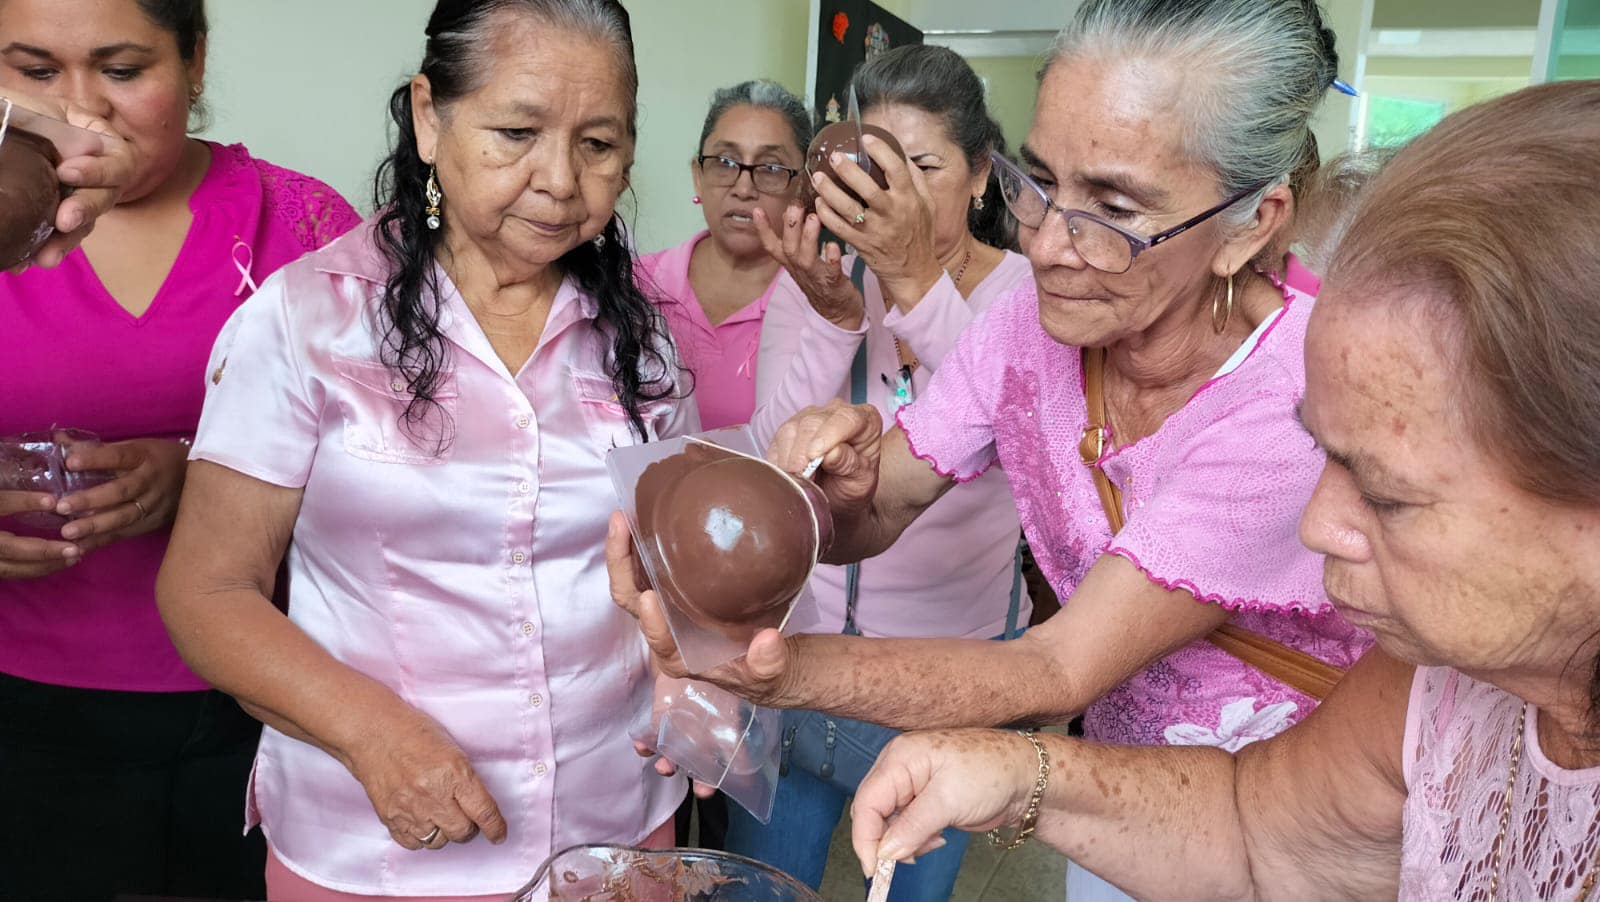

{"left": 344, "top": 702, "right": 509, "bottom": 851}
{"left": 55, "top": 439, "right": 189, "bottom": 551}
{"left": 0, "top": 491, "right": 78, "bottom": 580}
{"left": 605, "top": 512, "right": 794, "bottom": 711}
{"left": 767, "top": 400, "right": 883, "bottom": 523}
{"left": 2, "top": 90, "right": 137, "bottom": 272}
{"left": 753, "top": 204, "right": 865, "bottom": 330}
{"left": 851, "top": 730, "right": 1039, "bottom": 874}
{"left": 807, "top": 135, "right": 942, "bottom": 307}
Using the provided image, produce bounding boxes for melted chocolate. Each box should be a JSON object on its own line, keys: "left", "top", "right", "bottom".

{"left": 0, "top": 129, "right": 61, "bottom": 270}
{"left": 636, "top": 442, "right": 824, "bottom": 632}
{"left": 800, "top": 122, "right": 906, "bottom": 213}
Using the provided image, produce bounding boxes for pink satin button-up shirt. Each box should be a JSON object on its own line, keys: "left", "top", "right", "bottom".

{"left": 190, "top": 221, "right": 692, "bottom": 896}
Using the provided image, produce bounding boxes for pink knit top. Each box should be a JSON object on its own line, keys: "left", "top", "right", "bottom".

{"left": 1401, "top": 666, "right": 1600, "bottom": 899}
{"left": 897, "top": 278, "right": 1371, "bottom": 747}
{"left": 0, "top": 142, "right": 359, "bottom": 693}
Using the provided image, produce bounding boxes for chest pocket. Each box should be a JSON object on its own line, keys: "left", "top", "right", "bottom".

{"left": 570, "top": 368, "right": 673, "bottom": 450}
{"left": 332, "top": 356, "right": 459, "bottom": 465}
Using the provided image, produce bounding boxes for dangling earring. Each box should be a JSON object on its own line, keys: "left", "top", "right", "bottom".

{"left": 594, "top": 231, "right": 607, "bottom": 250}
{"left": 424, "top": 167, "right": 443, "bottom": 231}
{"left": 692, "top": 196, "right": 702, "bottom": 205}
{"left": 972, "top": 195, "right": 985, "bottom": 211}
{"left": 1213, "top": 272, "right": 1235, "bottom": 333}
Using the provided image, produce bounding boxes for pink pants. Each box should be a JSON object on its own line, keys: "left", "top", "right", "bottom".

{"left": 265, "top": 817, "right": 677, "bottom": 901}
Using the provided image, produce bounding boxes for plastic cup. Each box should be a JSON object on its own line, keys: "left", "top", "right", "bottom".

{"left": 0, "top": 428, "right": 116, "bottom": 528}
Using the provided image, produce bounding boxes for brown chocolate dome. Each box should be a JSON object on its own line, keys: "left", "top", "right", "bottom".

{"left": 636, "top": 442, "right": 821, "bottom": 631}
{"left": 801, "top": 122, "right": 906, "bottom": 213}
{"left": 0, "top": 129, "right": 61, "bottom": 270}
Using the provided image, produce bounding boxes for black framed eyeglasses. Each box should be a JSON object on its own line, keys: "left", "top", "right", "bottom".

{"left": 990, "top": 151, "right": 1268, "bottom": 275}
{"left": 695, "top": 155, "right": 802, "bottom": 195}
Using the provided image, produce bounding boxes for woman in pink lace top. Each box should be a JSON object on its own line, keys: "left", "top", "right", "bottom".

{"left": 0, "top": 2, "right": 359, "bottom": 898}
{"left": 852, "top": 81, "right": 1600, "bottom": 901}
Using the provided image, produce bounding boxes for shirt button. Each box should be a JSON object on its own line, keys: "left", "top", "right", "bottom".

{"left": 390, "top": 380, "right": 405, "bottom": 393}
{"left": 517, "top": 481, "right": 532, "bottom": 495}
{"left": 516, "top": 415, "right": 531, "bottom": 429}
{"left": 520, "top": 621, "right": 537, "bottom": 636}
{"left": 534, "top": 762, "right": 549, "bottom": 777}
{"left": 529, "top": 693, "right": 544, "bottom": 709}
{"left": 512, "top": 551, "right": 527, "bottom": 565}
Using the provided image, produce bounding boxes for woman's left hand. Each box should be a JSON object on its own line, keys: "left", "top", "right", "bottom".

{"left": 810, "top": 135, "right": 944, "bottom": 308}
{"left": 55, "top": 439, "right": 189, "bottom": 550}
{"left": 850, "top": 729, "right": 1040, "bottom": 874}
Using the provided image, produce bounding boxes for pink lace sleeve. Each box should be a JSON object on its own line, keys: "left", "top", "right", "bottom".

{"left": 893, "top": 288, "right": 1017, "bottom": 482}
{"left": 1106, "top": 386, "right": 1332, "bottom": 614}
{"left": 253, "top": 158, "right": 362, "bottom": 253}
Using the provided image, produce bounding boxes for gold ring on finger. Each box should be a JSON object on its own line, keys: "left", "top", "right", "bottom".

{"left": 417, "top": 826, "right": 441, "bottom": 845}
{"left": 133, "top": 499, "right": 148, "bottom": 519}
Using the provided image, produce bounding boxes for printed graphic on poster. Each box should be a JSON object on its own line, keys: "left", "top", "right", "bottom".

{"left": 813, "top": 1, "right": 923, "bottom": 125}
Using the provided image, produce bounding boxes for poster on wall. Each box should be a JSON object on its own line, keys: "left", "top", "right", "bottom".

{"left": 813, "top": 1, "right": 923, "bottom": 126}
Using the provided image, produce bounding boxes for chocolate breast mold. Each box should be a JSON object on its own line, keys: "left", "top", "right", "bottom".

{"left": 799, "top": 122, "right": 907, "bottom": 213}
{"left": 634, "top": 440, "right": 831, "bottom": 634}
{"left": 0, "top": 128, "right": 63, "bottom": 270}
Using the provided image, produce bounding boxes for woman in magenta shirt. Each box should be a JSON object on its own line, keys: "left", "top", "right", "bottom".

{"left": 635, "top": 79, "right": 811, "bottom": 429}
{"left": 0, "top": 1, "right": 359, "bottom": 898}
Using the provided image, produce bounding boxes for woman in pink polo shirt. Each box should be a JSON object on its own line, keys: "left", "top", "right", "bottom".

{"left": 0, "top": 1, "right": 358, "bottom": 899}
{"left": 158, "top": 1, "right": 690, "bottom": 899}
{"left": 636, "top": 79, "right": 811, "bottom": 430}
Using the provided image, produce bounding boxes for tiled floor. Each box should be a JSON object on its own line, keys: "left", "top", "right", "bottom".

{"left": 816, "top": 807, "right": 1068, "bottom": 901}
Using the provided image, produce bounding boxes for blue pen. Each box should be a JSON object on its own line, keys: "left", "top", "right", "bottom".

{"left": 1332, "top": 78, "right": 1358, "bottom": 97}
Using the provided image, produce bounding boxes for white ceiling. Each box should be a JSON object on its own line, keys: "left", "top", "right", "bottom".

{"left": 904, "top": 0, "right": 1080, "bottom": 34}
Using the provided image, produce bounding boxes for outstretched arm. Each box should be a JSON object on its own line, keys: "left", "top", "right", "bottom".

{"left": 852, "top": 649, "right": 1413, "bottom": 901}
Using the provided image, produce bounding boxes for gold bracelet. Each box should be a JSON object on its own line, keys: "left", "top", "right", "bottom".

{"left": 987, "top": 729, "right": 1051, "bottom": 850}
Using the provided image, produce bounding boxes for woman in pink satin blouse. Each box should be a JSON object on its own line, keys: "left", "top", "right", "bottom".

{"left": 157, "top": 2, "right": 690, "bottom": 899}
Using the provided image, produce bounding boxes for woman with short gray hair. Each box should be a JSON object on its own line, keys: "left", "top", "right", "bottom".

{"left": 609, "top": 2, "right": 1369, "bottom": 899}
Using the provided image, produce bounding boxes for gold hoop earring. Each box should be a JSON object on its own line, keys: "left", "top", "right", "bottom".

{"left": 1213, "top": 272, "right": 1235, "bottom": 334}
{"left": 425, "top": 167, "right": 443, "bottom": 231}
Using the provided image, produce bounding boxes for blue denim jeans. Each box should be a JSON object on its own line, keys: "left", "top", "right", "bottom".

{"left": 723, "top": 711, "right": 970, "bottom": 900}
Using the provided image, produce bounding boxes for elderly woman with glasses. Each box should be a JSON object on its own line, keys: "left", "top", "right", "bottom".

{"left": 852, "top": 80, "right": 1600, "bottom": 902}
{"left": 636, "top": 80, "right": 811, "bottom": 430}
{"left": 609, "top": 2, "right": 1370, "bottom": 898}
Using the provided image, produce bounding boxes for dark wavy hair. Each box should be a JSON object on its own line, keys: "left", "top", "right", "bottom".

{"left": 372, "top": 0, "right": 672, "bottom": 443}
{"left": 849, "top": 45, "right": 1016, "bottom": 252}
{"left": 135, "top": 0, "right": 207, "bottom": 60}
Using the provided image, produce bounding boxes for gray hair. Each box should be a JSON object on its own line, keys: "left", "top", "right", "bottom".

{"left": 425, "top": 0, "right": 639, "bottom": 136}
{"left": 698, "top": 80, "right": 812, "bottom": 157}
{"left": 1292, "top": 147, "right": 1396, "bottom": 273}
{"left": 1045, "top": 0, "right": 1340, "bottom": 230}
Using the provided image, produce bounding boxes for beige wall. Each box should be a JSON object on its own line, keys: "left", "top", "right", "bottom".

{"left": 1309, "top": 0, "right": 1364, "bottom": 160}
{"left": 1371, "top": 0, "right": 1540, "bottom": 29}
{"left": 200, "top": 0, "right": 811, "bottom": 253}
{"left": 966, "top": 55, "right": 1043, "bottom": 152}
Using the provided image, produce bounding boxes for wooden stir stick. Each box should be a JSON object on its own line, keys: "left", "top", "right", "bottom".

{"left": 867, "top": 858, "right": 896, "bottom": 902}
